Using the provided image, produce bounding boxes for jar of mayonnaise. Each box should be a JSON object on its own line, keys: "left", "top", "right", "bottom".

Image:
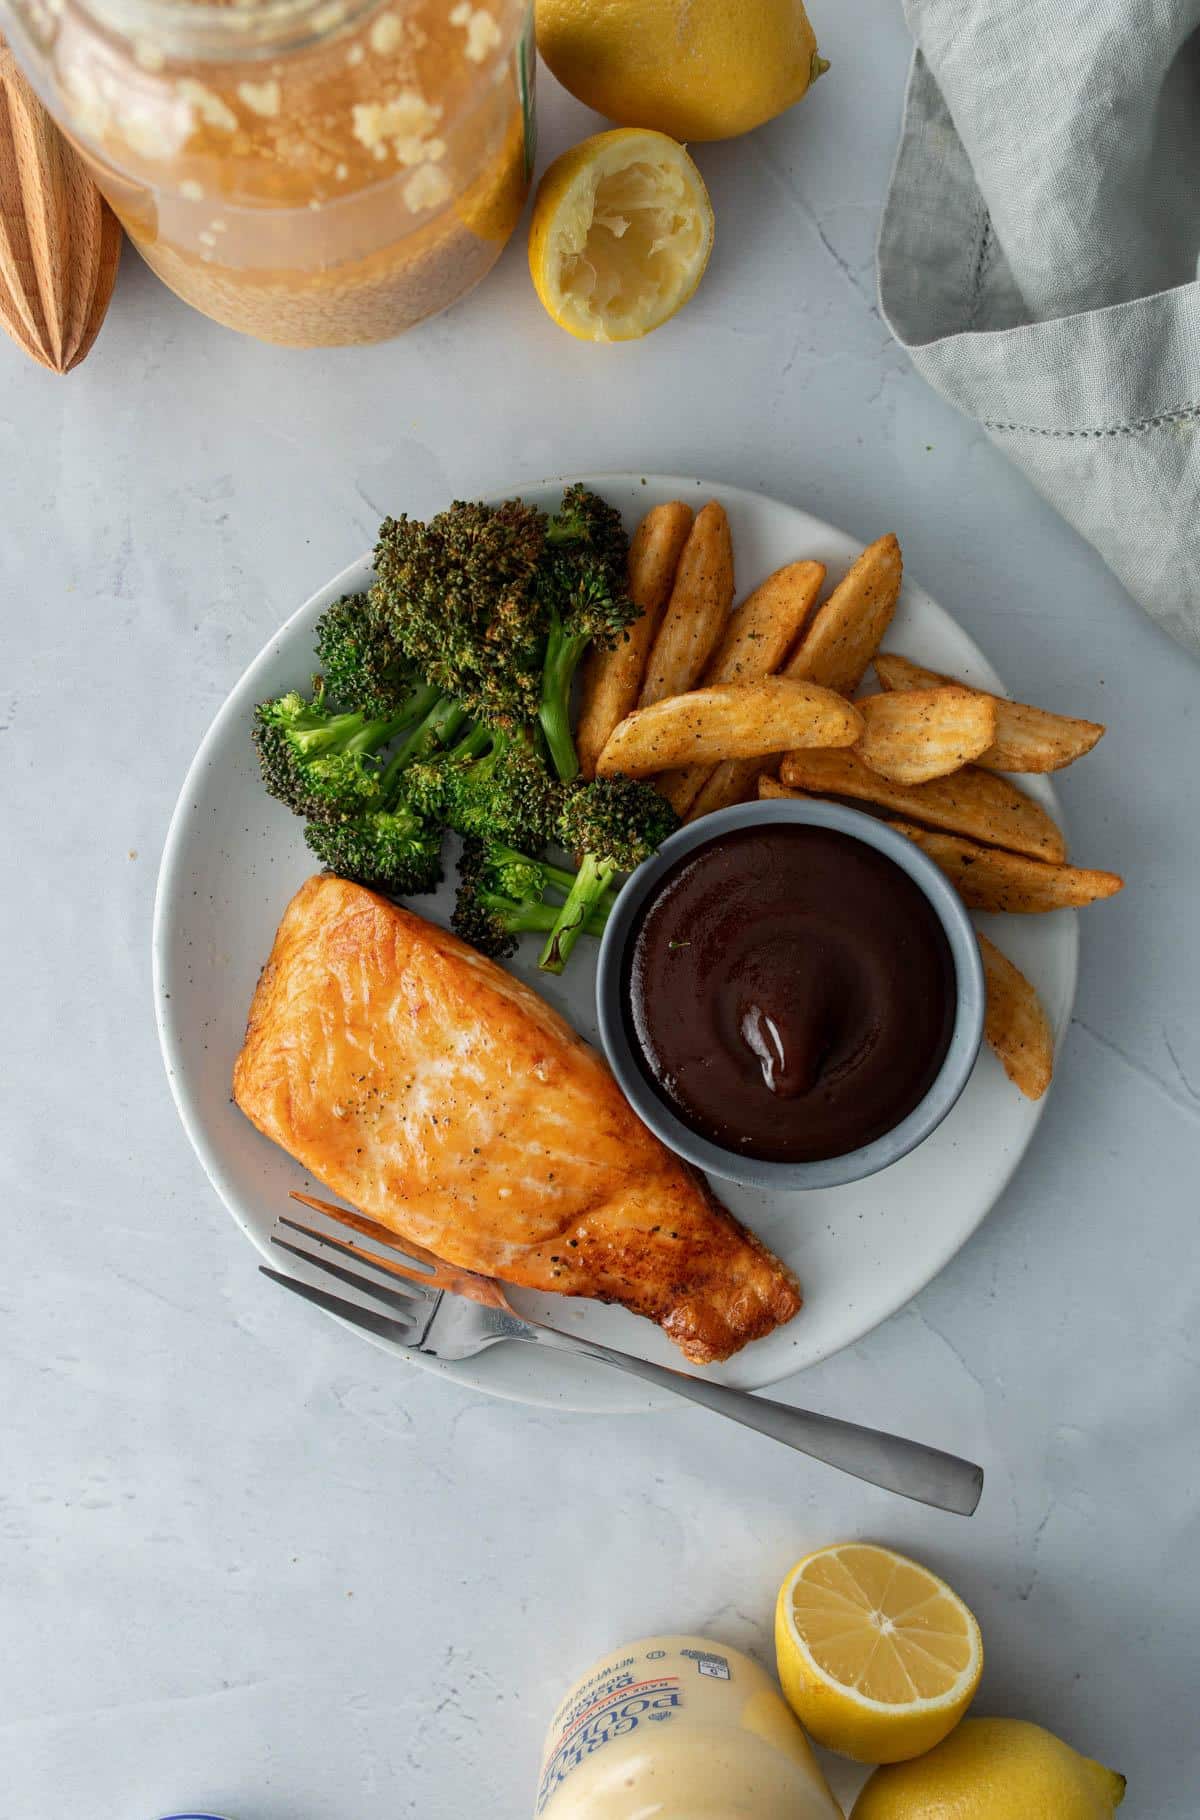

{"left": 534, "top": 1635, "right": 843, "bottom": 1820}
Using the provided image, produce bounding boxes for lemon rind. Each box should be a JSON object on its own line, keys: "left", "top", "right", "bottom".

{"left": 530, "top": 128, "right": 713, "bottom": 343}
{"left": 778, "top": 1549, "right": 983, "bottom": 1718}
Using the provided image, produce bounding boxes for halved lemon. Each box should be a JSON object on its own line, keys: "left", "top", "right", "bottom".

{"left": 528, "top": 129, "right": 714, "bottom": 342}
{"left": 775, "top": 1543, "right": 983, "bottom": 1764}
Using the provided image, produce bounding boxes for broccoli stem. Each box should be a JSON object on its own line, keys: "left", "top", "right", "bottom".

{"left": 448, "top": 723, "right": 494, "bottom": 764}
{"left": 391, "top": 678, "right": 445, "bottom": 731}
{"left": 380, "top": 694, "right": 468, "bottom": 792}
{"left": 486, "top": 843, "right": 616, "bottom": 912}
{"left": 538, "top": 616, "right": 589, "bottom": 782}
{"left": 538, "top": 851, "right": 617, "bottom": 974}
{"left": 287, "top": 706, "right": 372, "bottom": 758}
{"left": 290, "top": 686, "right": 443, "bottom": 773}
{"left": 483, "top": 891, "right": 609, "bottom": 939}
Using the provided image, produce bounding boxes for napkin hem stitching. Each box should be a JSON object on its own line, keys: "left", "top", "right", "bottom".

{"left": 982, "top": 406, "right": 1200, "bottom": 441}
{"left": 965, "top": 211, "right": 994, "bottom": 335}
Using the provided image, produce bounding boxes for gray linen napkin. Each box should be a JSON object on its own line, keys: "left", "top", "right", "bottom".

{"left": 877, "top": 0, "right": 1200, "bottom": 655}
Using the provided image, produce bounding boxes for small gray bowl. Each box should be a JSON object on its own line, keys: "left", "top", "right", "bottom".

{"left": 595, "top": 797, "right": 985, "bottom": 1191}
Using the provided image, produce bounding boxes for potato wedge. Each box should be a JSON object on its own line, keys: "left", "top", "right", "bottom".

{"left": 778, "top": 748, "right": 1065, "bottom": 862}
{"left": 856, "top": 687, "right": 997, "bottom": 784}
{"left": 758, "top": 774, "right": 803, "bottom": 801}
{"left": 875, "top": 653, "right": 1106, "bottom": 774}
{"left": 788, "top": 532, "right": 903, "bottom": 696}
{"left": 577, "top": 502, "right": 694, "bottom": 780}
{"left": 638, "top": 502, "right": 734, "bottom": 709}
{"left": 978, "top": 932, "right": 1054, "bottom": 1100}
{"left": 658, "top": 559, "right": 825, "bottom": 815}
{"left": 685, "top": 754, "right": 764, "bottom": 821}
{"left": 891, "top": 821, "right": 1124, "bottom": 912}
{"left": 597, "top": 679, "right": 864, "bottom": 777}
{"left": 683, "top": 536, "right": 900, "bottom": 819}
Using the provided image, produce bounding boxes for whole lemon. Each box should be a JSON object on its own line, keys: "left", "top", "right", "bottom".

{"left": 535, "top": 0, "right": 829, "bottom": 143}
{"left": 852, "top": 1718, "right": 1126, "bottom": 1819}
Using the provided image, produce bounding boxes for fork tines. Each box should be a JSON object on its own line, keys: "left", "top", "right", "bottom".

{"left": 262, "top": 1208, "right": 441, "bottom": 1349}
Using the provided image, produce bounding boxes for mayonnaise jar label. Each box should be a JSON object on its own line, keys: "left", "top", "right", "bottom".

{"left": 535, "top": 1636, "right": 842, "bottom": 1820}
{"left": 536, "top": 1654, "right": 693, "bottom": 1813}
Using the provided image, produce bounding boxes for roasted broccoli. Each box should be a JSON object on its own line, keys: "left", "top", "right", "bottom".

{"left": 451, "top": 837, "right": 610, "bottom": 961}
{"left": 258, "top": 489, "right": 658, "bottom": 939}
{"left": 372, "top": 499, "right": 548, "bottom": 730}
{"left": 252, "top": 683, "right": 433, "bottom": 824}
{"left": 403, "top": 723, "right": 561, "bottom": 851}
{"left": 304, "top": 799, "right": 443, "bottom": 897}
{"left": 314, "top": 592, "right": 429, "bottom": 719}
{"left": 539, "top": 776, "right": 678, "bottom": 974}
{"left": 537, "top": 485, "right": 636, "bottom": 782}
{"left": 371, "top": 486, "right": 634, "bottom": 776}
{"left": 479, "top": 841, "right": 615, "bottom": 916}
{"left": 383, "top": 691, "right": 470, "bottom": 778}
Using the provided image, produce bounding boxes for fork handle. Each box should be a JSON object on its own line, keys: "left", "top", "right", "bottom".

{"left": 525, "top": 1325, "right": 983, "bottom": 1516}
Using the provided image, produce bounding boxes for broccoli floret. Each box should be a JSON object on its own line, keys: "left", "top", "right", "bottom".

{"left": 539, "top": 776, "right": 678, "bottom": 974}
{"left": 404, "top": 723, "right": 561, "bottom": 851}
{"left": 296, "top": 682, "right": 480, "bottom": 896}
{"left": 545, "top": 482, "right": 629, "bottom": 569}
{"left": 314, "top": 593, "right": 426, "bottom": 718}
{"left": 252, "top": 684, "right": 429, "bottom": 824}
{"left": 474, "top": 838, "right": 615, "bottom": 916}
{"left": 372, "top": 499, "right": 548, "bottom": 730}
{"left": 482, "top": 842, "right": 560, "bottom": 904}
{"left": 450, "top": 883, "right": 546, "bottom": 961}
{"left": 305, "top": 802, "right": 443, "bottom": 896}
{"left": 537, "top": 485, "right": 636, "bottom": 783}
{"left": 370, "top": 486, "right": 633, "bottom": 770}
{"left": 451, "top": 838, "right": 610, "bottom": 961}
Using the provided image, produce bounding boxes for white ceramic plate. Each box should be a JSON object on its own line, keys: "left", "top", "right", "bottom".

{"left": 154, "top": 475, "right": 1077, "bottom": 1414}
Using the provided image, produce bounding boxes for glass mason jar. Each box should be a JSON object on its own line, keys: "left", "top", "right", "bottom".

{"left": 0, "top": 0, "right": 534, "bottom": 344}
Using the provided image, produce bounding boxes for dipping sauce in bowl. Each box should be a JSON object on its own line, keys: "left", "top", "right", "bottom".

{"left": 623, "top": 823, "right": 956, "bottom": 1164}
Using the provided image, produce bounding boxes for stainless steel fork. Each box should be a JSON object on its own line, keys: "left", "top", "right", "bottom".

{"left": 261, "top": 1194, "right": 984, "bottom": 1516}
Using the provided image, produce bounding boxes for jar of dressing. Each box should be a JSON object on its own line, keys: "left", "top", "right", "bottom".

{"left": 0, "top": 0, "right": 534, "bottom": 344}
{"left": 535, "top": 1634, "right": 843, "bottom": 1820}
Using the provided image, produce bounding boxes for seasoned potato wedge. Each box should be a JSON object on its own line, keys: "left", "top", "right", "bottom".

{"left": 683, "top": 536, "right": 901, "bottom": 818}
{"left": 577, "top": 501, "right": 694, "bottom": 779}
{"left": 778, "top": 747, "right": 1065, "bottom": 862}
{"left": 758, "top": 774, "right": 803, "bottom": 801}
{"left": 686, "top": 754, "right": 764, "bottom": 821}
{"left": 856, "top": 687, "right": 997, "bottom": 784}
{"left": 891, "top": 821, "right": 1124, "bottom": 912}
{"left": 788, "top": 532, "right": 903, "bottom": 696}
{"left": 638, "top": 502, "right": 734, "bottom": 709}
{"left": 874, "top": 653, "right": 1106, "bottom": 774}
{"left": 597, "top": 679, "right": 864, "bottom": 777}
{"left": 659, "top": 559, "right": 825, "bottom": 815}
{"left": 978, "top": 932, "right": 1054, "bottom": 1100}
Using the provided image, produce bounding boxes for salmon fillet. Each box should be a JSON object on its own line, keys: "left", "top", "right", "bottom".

{"left": 233, "top": 875, "right": 800, "bottom": 1362}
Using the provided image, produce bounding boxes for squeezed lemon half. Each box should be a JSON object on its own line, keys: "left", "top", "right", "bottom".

{"left": 775, "top": 1542, "right": 984, "bottom": 1764}
{"left": 528, "top": 129, "right": 714, "bottom": 343}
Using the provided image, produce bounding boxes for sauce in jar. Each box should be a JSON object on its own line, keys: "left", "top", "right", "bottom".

{"left": 2, "top": 0, "right": 533, "bottom": 344}
{"left": 624, "top": 824, "right": 956, "bottom": 1164}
